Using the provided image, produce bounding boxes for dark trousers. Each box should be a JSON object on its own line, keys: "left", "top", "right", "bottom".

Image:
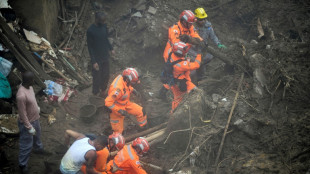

{"left": 18, "top": 119, "right": 43, "bottom": 166}
{"left": 92, "top": 61, "right": 110, "bottom": 95}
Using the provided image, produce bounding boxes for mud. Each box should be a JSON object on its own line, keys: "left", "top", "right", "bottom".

{"left": 1, "top": 0, "right": 310, "bottom": 173}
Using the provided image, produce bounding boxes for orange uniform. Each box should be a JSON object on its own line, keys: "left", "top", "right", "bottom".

{"left": 168, "top": 50, "right": 201, "bottom": 111}
{"left": 105, "top": 75, "right": 147, "bottom": 134}
{"left": 81, "top": 147, "right": 109, "bottom": 174}
{"left": 107, "top": 145, "right": 146, "bottom": 174}
{"left": 163, "top": 21, "right": 202, "bottom": 62}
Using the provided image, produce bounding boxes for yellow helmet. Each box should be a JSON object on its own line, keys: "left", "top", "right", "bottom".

{"left": 194, "top": 8, "right": 208, "bottom": 19}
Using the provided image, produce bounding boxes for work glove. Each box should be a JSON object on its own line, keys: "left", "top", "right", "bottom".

{"left": 142, "top": 107, "right": 147, "bottom": 116}
{"left": 217, "top": 43, "right": 227, "bottom": 49}
{"left": 179, "top": 34, "right": 191, "bottom": 43}
{"left": 28, "top": 127, "right": 36, "bottom": 135}
{"left": 132, "top": 89, "right": 141, "bottom": 98}
{"left": 118, "top": 109, "right": 130, "bottom": 117}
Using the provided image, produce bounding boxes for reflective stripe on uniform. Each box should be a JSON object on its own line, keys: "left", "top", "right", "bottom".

{"left": 176, "top": 63, "right": 181, "bottom": 67}
{"left": 115, "top": 101, "right": 128, "bottom": 105}
{"left": 111, "top": 120, "right": 119, "bottom": 123}
{"left": 126, "top": 145, "right": 134, "bottom": 160}
{"left": 113, "top": 75, "right": 122, "bottom": 88}
{"left": 121, "top": 94, "right": 128, "bottom": 100}
{"left": 195, "top": 59, "right": 201, "bottom": 65}
{"left": 108, "top": 104, "right": 115, "bottom": 109}
{"left": 113, "top": 160, "right": 123, "bottom": 171}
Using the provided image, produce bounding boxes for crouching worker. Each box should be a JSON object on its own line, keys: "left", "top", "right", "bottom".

{"left": 105, "top": 68, "right": 147, "bottom": 134}
{"left": 81, "top": 133, "right": 125, "bottom": 174}
{"left": 165, "top": 42, "right": 201, "bottom": 112}
{"left": 60, "top": 130, "right": 108, "bottom": 174}
{"left": 107, "top": 137, "right": 149, "bottom": 174}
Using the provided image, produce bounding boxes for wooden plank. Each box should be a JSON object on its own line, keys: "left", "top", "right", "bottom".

{"left": 0, "top": 17, "right": 50, "bottom": 80}
{"left": 0, "top": 32, "right": 45, "bottom": 88}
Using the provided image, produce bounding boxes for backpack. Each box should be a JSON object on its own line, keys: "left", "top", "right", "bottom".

{"left": 160, "top": 52, "right": 183, "bottom": 85}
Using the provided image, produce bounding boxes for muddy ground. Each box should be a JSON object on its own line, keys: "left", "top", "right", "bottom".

{"left": 1, "top": 0, "right": 310, "bottom": 173}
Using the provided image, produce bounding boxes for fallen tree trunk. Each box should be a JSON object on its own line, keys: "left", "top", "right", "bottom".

{"left": 207, "top": 45, "right": 234, "bottom": 66}
{"left": 125, "top": 122, "right": 168, "bottom": 142}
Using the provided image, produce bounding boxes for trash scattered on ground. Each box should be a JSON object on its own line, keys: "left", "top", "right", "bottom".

{"left": 0, "top": 114, "right": 19, "bottom": 135}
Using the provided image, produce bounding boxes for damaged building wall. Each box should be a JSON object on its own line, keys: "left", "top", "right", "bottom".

{"left": 9, "top": 0, "right": 59, "bottom": 43}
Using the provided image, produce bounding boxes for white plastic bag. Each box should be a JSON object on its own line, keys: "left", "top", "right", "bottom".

{"left": 0, "top": 56, "right": 13, "bottom": 77}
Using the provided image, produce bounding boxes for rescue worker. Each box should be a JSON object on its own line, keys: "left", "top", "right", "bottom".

{"left": 159, "top": 10, "right": 202, "bottom": 99}
{"left": 81, "top": 133, "right": 125, "bottom": 174}
{"left": 105, "top": 68, "right": 147, "bottom": 134}
{"left": 107, "top": 137, "right": 149, "bottom": 174}
{"left": 194, "top": 7, "right": 226, "bottom": 80}
{"left": 168, "top": 42, "right": 201, "bottom": 111}
{"left": 60, "top": 130, "right": 108, "bottom": 174}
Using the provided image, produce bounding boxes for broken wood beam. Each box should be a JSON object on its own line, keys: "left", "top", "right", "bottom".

{"left": 207, "top": 46, "right": 234, "bottom": 66}
{"left": 0, "top": 31, "right": 45, "bottom": 88}
{"left": 125, "top": 122, "right": 168, "bottom": 142}
{"left": 0, "top": 17, "right": 50, "bottom": 80}
{"left": 214, "top": 73, "right": 244, "bottom": 170}
{"left": 140, "top": 161, "right": 163, "bottom": 171}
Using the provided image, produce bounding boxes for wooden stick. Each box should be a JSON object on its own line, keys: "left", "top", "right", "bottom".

{"left": 140, "top": 161, "right": 163, "bottom": 171}
{"left": 125, "top": 122, "right": 168, "bottom": 142}
{"left": 39, "top": 54, "right": 71, "bottom": 81}
{"left": 214, "top": 73, "right": 244, "bottom": 172}
{"left": 257, "top": 18, "right": 265, "bottom": 39}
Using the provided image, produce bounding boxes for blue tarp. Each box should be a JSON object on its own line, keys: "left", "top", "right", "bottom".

{"left": 0, "top": 72, "right": 11, "bottom": 98}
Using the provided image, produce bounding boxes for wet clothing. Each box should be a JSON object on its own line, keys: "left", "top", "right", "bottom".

{"left": 92, "top": 61, "right": 110, "bottom": 95}
{"left": 105, "top": 75, "right": 147, "bottom": 134}
{"left": 163, "top": 21, "right": 202, "bottom": 62}
{"left": 107, "top": 145, "right": 146, "bottom": 174}
{"left": 16, "top": 85, "right": 43, "bottom": 167}
{"left": 81, "top": 147, "right": 110, "bottom": 174}
{"left": 196, "top": 21, "right": 220, "bottom": 46}
{"left": 60, "top": 138, "right": 96, "bottom": 174}
{"left": 16, "top": 85, "right": 40, "bottom": 129}
{"left": 87, "top": 23, "right": 113, "bottom": 95}
{"left": 87, "top": 24, "right": 113, "bottom": 64}
{"left": 18, "top": 119, "right": 43, "bottom": 166}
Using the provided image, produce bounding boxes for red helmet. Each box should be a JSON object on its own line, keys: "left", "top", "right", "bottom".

{"left": 108, "top": 132, "right": 125, "bottom": 150}
{"left": 132, "top": 137, "right": 150, "bottom": 155}
{"left": 122, "top": 68, "right": 139, "bottom": 84}
{"left": 179, "top": 10, "right": 197, "bottom": 29}
{"left": 172, "top": 42, "right": 190, "bottom": 57}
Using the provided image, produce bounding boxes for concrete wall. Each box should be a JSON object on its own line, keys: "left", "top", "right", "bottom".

{"left": 10, "top": 0, "right": 59, "bottom": 43}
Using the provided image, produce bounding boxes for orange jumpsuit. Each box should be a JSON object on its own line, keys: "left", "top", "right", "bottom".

{"left": 163, "top": 21, "right": 202, "bottom": 62}
{"left": 107, "top": 145, "right": 147, "bottom": 174}
{"left": 169, "top": 52, "right": 201, "bottom": 111}
{"left": 105, "top": 75, "right": 147, "bottom": 134}
{"left": 81, "top": 147, "right": 109, "bottom": 174}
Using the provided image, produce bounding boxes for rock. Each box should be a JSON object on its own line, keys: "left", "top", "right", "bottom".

{"left": 250, "top": 40, "right": 258, "bottom": 44}
{"left": 148, "top": 6, "right": 157, "bottom": 15}
{"left": 233, "top": 118, "right": 265, "bottom": 139}
{"left": 249, "top": 53, "right": 265, "bottom": 68}
{"left": 266, "top": 44, "right": 271, "bottom": 49}
{"left": 253, "top": 68, "right": 267, "bottom": 96}
{"left": 132, "top": 12, "right": 142, "bottom": 18}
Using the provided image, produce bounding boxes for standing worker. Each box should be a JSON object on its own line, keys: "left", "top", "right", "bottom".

{"left": 87, "top": 12, "right": 115, "bottom": 96}
{"left": 60, "top": 130, "right": 108, "bottom": 174}
{"left": 107, "top": 137, "right": 149, "bottom": 174}
{"left": 167, "top": 42, "right": 201, "bottom": 111}
{"left": 16, "top": 71, "right": 45, "bottom": 174}
{"left": 159, "top": 10, "right": 202, "bottom": 99}
{"left": 194, "top": 7, "right": 227, "bottom": 80}
{"left": 105, "top": 68, "right": 147, "bottom": 134}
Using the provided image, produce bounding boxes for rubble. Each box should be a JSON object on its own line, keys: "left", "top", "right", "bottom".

{"left": 147, "top": 6, "right": 157, "bottom": 15}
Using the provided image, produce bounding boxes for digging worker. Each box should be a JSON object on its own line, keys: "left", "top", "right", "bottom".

{"left": 159, "top": 10, "right": 202, "bottom": 99}
{"left": 168, "top": 42, "right": 201, "bottom": 112}
{"left": 107, "top": 137, "right": 149, "bottom": 174}
{"left": 105, "top": 68, "right": 147, "bottom": 134}
{"left": 194, "top": 7, "right": 226, "bottom": 80}
{"left": 60, "top": 129, "right": 108, "bottom": 174}
{"left": 87, "top": 11, "right": 115, "bottom": 96}
{"left": 16, "top": 71, "right": 44, "bottom": 174}
{"left": 80, "top": 132, "right": 125, "bottom": 174}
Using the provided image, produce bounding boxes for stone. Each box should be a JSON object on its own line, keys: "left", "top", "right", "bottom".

{"left": 132, "top": 12, "right": 142, "bottom": 18}
{"left": 148, "top": 6, "right": 157, "bottom": 15}
{"left": 250, "top": 40, "right": 258, "bottom": 44}
{"left": 266, "top": 45, "right": 271, "bottom": 49}
{"left": 212, "top": 93, "right": 222, "bottom": 102}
